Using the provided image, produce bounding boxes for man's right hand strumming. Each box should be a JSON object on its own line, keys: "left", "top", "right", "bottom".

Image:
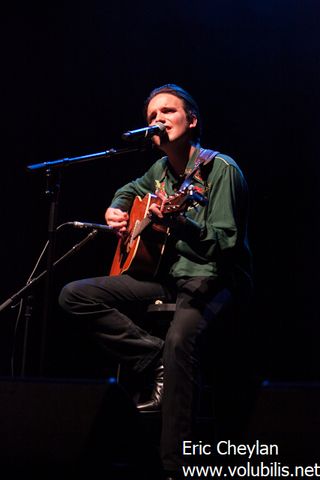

{"left": 105, "top": 207, "right": 129, "bottom": 233}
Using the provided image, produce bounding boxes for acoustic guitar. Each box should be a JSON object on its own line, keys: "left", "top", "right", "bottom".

{"left": 109, "top": 191, "right": 192, "bottom": 278}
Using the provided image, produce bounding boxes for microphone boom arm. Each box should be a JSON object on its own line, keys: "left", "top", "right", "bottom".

{"left": 27, "top": 145, "right": 147, "bottom": 172}
{"left": 0, "top": 230, "right": 99, "bottom": 313}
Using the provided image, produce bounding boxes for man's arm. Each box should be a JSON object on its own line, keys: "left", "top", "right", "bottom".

{"left": 149, "top": 161, "right": 248, "bottom": 264}
{"left": 105, "top": 156, "right": 167, "bottom": 230}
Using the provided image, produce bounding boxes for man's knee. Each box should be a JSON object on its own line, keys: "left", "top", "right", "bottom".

{"left": 58, "top": 281, "right": 83, "bottom": 312}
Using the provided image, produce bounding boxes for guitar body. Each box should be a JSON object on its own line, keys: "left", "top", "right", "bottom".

{"left": 109, "top": 193, "right": 169, "bottom": 278}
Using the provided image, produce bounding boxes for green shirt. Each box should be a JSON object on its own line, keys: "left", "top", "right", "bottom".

{"left": 110, "top": 147, "right": 252, "bottom": 291}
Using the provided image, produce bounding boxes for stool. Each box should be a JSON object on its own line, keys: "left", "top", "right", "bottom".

{"left": 146, "top": 300, "right": 176, "bottom": 314}
{"left": 145, "top": 300, "right": 176, "bottom": 339}
{"left": 116, "top": 294, "right": 255, "bottom": 444}
{"left": 136, "top": 300, "right": 216, "bottom": 443}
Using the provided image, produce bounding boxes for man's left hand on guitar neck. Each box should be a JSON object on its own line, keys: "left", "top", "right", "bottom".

{"left": 148, "top": 201, "right": 202, "bottom": 241}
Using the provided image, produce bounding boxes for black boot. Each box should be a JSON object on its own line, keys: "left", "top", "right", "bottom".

{"left": 137, "top": 360, "right": 164, "bottom": 412}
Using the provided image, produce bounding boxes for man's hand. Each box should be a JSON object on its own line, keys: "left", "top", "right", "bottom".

{"left": 148, "top": 202, "right": 202, "bottom": 240}
{"left": 105, "top": 207, "right": 129, "bottom": 233}
{"left": 148, "top": 202, "right": 180, "bottom": 228}
{"left": 148, "top": 202, "right": 164, "bottom": 220}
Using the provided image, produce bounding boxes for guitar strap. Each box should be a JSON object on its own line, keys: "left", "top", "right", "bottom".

{"left": 178, "top": 148, "right": 219, "bottom": 192}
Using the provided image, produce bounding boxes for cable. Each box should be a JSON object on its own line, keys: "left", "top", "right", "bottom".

{"left": 10, "top": 240, "right": 49, "bottom": 376}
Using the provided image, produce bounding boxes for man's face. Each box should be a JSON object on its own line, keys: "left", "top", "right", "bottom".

{"left": 146, "top": 93, "right": 197, "bottom": 148}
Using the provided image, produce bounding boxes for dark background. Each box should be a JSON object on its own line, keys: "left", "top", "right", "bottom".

{"left": 0, "top": 0, "right": 319, "bottom": 382}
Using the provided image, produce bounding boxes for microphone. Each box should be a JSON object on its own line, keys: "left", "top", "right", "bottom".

{"left": 67, "top": 221, "right": 114, "bottom": 232}
{"left": 122, "top": 122, "right": 166, "bottom": 141}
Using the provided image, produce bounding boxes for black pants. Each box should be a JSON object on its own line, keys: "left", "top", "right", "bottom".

{"left": 59, "top": 274, "right": 232, "bottom": 472}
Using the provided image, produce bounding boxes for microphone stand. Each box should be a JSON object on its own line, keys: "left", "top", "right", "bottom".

{"left": 2, "top": 230, "right": 99, "bottom": 375}
{"left": 1, "top": 144, "right": 146, "bottom": 376}
{"left": 39, "top": 166, "right": 60, "bottom": 375}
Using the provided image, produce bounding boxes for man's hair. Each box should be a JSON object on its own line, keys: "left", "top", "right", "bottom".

{"left": 143, "top": 84, "right": 202, "bottom": 143}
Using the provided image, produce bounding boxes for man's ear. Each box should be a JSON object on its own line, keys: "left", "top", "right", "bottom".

{"left": 189, "top": 115, "right": 198, "bottom": 130}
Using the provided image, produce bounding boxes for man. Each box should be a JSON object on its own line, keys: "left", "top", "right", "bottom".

{"left": 59, "top": 84, "right": 253, "bottom": 479}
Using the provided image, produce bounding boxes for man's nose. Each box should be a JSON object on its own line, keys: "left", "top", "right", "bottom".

{"left": 155, "top": 112, "right": 166, "bottom": 124}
